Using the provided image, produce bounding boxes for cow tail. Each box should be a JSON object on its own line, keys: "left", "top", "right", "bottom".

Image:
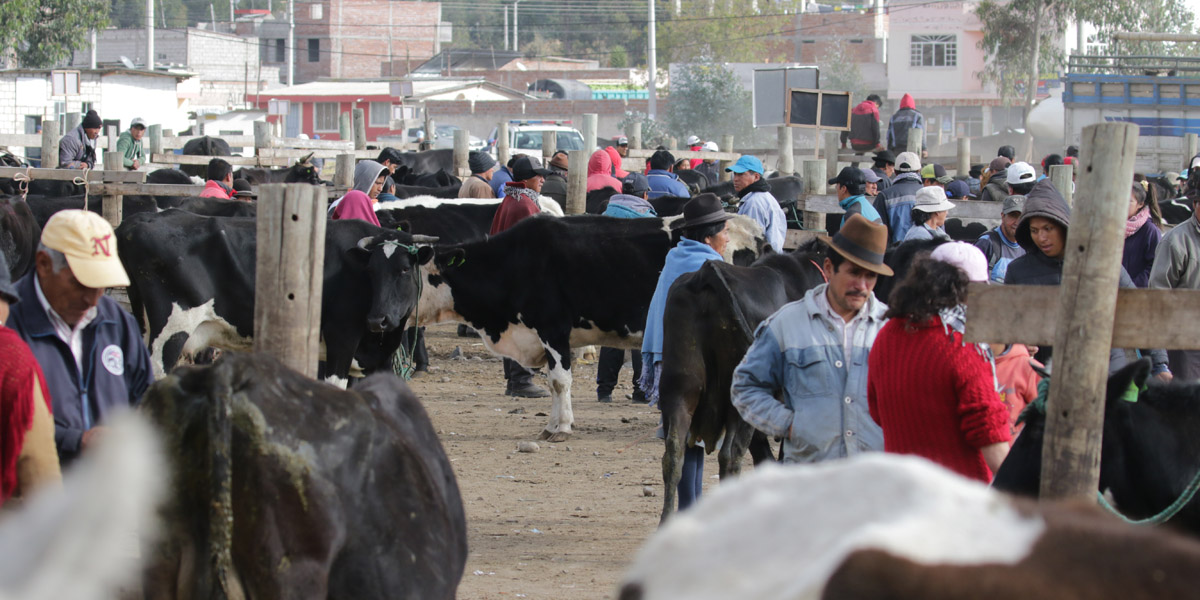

{"left": 208, "top": 365, "right": 243, "bottom": 599}
{"left": 709, "top": 264, "right": 755, "bottom": 344}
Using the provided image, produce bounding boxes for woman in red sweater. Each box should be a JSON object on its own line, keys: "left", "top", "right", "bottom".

{"left": 868, "top": 251, "right": 1011, "bottom": 482}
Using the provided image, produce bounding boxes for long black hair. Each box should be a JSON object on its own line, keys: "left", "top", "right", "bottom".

{"left": 1131, "top": 179, "right": 1164, "bottom": 230}
{"left": 884, "top": 257, "right": 968, "bottom": 325}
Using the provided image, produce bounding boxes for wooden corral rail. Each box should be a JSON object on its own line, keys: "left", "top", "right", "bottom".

{"left": 258, "top": 148, "right": 381, "bottom": 160}
{"left": 149, "top": 153, "right": 292, "bottom": 167}
{"left": 0, "top": 166, "right": 145, "bottom": 183}
{"left": 624, "top": 148, "right": 742, "bottom": 162}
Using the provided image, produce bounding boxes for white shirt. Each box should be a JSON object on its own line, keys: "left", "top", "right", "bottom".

{"left": 34, "top": 274, "right": 98, "bottom": 375}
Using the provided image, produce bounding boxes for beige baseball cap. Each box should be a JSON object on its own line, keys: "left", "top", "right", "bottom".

{"left": 41, "top": 210, "right": 130, "bottom": 288}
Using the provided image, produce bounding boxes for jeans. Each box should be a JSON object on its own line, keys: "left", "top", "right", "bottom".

{"left": 678, "top": 446, "right": 704, "bottom": 510}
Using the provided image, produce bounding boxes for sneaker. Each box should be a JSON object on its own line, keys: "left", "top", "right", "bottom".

{"left": 507, "top": 381, "right": 550, "bottom": 398}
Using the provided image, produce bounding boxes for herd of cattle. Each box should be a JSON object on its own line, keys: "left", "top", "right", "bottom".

{"left": 4, "top": 144, "right": 1200, "bottom": 597}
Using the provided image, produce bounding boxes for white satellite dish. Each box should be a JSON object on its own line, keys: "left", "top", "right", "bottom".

{"left": 119, "top": 56, "right": 136, "bottom": 69}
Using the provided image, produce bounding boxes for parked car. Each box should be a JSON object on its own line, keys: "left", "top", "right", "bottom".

{"left": 432, "top": 125, "right": 486, "bottom": 151}
{"left": 486, "top": 120, "right": 587, "bottom": 157}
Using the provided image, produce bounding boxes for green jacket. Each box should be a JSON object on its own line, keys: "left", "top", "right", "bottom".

{"left": 116, "top": 130, "right": 145, "bottom": 169}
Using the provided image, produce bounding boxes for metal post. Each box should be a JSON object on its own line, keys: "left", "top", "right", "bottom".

{"left": 334, "top": 153, "right": 354, "bottom": 188}
{"left": 1039, "top": 123, "right": 1140, "bottom": 501}
{"left": 513, "top": 0, "right": 522, "bottom": 51}
{"left": 287, "top": 0, "right": 295, "bottom": 85}
{"left": 647, "top": 0, "right": 657, "bottom": 119}
{"left": 147, "top": 0, "right": 155, "bottom": 69}
{"left": 1050, "top": 163, "right": 1074, "bottom": 208}
{"left": 582, "top": 113, "right": 598, "bottom": 152}
{"left": 542, "top": 130, "right": 557, "bottom": 164}
{"left": 339, "top": 112, "right": 352, "bottom": 144}
{"left": 102, "top": 152, "right": 124, "bottom": 227}
{"left": 777, "top": 126, "right": 794, "bottom": 176}
{"left": 801, "top": 159, "right": 825, "bottom": 230}
{"left": 352, "top": 108, "right": 366, "bottom": 150}
{"left": 41, "top": 121, "right": 59, "bottom": 169}
{"left": 453, "top": 130, "right": 469, "bottom": 178}
{"left": 497, "top": 121, "right": 511, "bottom": 166}
{"left": 254, "top": 183, "right": 326, "bottom": 378}
{"left": 719, "top": 134, "right": 735, "bottom": 182}
{"left": 957, "top": 137, "right": 971, "bottom": 176}
{"left": 566, "top": 149, "right": 587, "bottom": 215}
{"left": 148, "top": 124, "right": 163, "bottom": 156}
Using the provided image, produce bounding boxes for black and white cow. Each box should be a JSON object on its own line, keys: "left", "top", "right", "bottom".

{"left": 116, "top": 210, "right": 434, "bottom": 383}
{"left": 994, "top": 358, "right": 1200, "bottom": 536}
{"left": 142, "top": 353, "right": 467, "bottom": 599}
{"left": 413, "top": 213, "right": 768, "bottom": 441}
{"left": 620, "top": 454, "right": 1200, "bottom": 600}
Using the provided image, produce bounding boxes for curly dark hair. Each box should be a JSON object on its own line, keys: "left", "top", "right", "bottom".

{"left": 884, "top": 256, "right": 969, "bottom": 324}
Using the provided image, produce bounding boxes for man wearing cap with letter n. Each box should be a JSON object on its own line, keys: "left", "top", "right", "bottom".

{"left": 116, "top": 118, "right": 147, "bottom": 171}
{"left": 731, "top": 215, "right": 892, "bottom": 464}
{"left": 830, "top": 166, "right": 880, "bottom": 227}
{"left": 728, "top": 155, "right": 786, "bottom": 251}
{"left": 6, "top": 211, "right": 152, "bottom": 466}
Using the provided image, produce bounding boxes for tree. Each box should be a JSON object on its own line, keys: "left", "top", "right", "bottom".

{"left": 0, "top": 0, "right": 110, "bottom": 68}
{"left": 1078, "top": 0, "right": 1199, "bottom": 58}
{"left": 656, "top": 0, "right": 799, "bottom": 65}
{"left": 665, "top": 60, "right": 773, "bottom": 150}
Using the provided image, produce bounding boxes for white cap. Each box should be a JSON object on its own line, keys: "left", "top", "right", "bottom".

{"left": 1006, "top": 161, "right": 1036, "bottom": 185}
{"left": 895, "top": 151, "right": 921, "bottom": 172}
{"left": 931, "top": 241, "right": 989, "bottom": 283}
{"left": 130, "top": 117, "right": 147, "bottom": 128}
{"left": 686, "top": 135, "right": 701, "bottom": 146}
{"left": 702, "top": 141, "right": 718, "bottom": 152}
{"left": 913, "top": 186, "right": 956, "bottom": 213}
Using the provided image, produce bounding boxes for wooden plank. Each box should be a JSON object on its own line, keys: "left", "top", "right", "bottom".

{"left": 90, "top": 183, "right": 207, "bottom": 196}
{"left": 258, "top": 148, "right": 378, "bottom": 160}
{"left": 965, "top": 285, "right": 1200, "bottom": 349}
{"left": 0, "top": 166, "right": 145, "bottom": 183}
{"left": 783, "top": 228, "right": 823, "bottom": 250}
{"left": 149, "top": 153, "right": 291, "bottom": 167}
{"left": 793, "top": 196, "right": 1005, "bottom": 222}
{"left": 162, "top": 135, "right": 256, "bottom": 148}
{"left": 624, "top": 148, "right": 742, "bottom": 161}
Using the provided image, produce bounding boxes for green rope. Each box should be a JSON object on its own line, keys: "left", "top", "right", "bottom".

{"left": 1020, "top": 377, "right": 1198, "bottom": 525}
{"left": 390, "top": 240, "right": 423, "bottom": 381}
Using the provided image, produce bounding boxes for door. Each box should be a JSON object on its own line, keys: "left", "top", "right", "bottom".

{"left": 286, "top": 105, "right": 302, "bottom": 138}
{"left": 24, "top": 115, "right": 41, "bottom": 166}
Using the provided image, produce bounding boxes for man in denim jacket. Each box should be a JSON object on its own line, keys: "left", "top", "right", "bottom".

{"left": 732, "top": 215, "right": 892, "bottom": 464}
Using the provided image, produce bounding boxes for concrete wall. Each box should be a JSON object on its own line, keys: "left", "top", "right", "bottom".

{"left": 887, "top": 1, "right": 990, "bottom": 96}
{"left": 0, "top": 72, "right": 186, "bottom": 137}
{"left": 793, "top": 10, "right": 887, "bottom": 64}
{"left": 100, "top": 73, "right": 192, "bottom": 132}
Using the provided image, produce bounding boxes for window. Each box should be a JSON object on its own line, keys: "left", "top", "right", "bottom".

{"left": 307, "top": 39, "right": 320, "bottom": 62}
{"left": 274, "top": 38, "right": 285, "bottom": 63}
{"left": 51, "top": 70, "right": 80, "bottom": 96}
{"left": 910, "top": 34, "right": 957, "bottom": 67}
{"left": 314, "top": 102, "right": 339, "bottom": 132}
{"left": 369, "top": 102, "right": 390, "bottom": 127}
{"left": 310, "top": 3, "right": 323, "bottom": 19}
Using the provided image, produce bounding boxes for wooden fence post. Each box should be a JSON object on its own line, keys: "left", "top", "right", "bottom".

{"left": 824, "top": 131, "right": 839, "bottom": 183}
{"left": 254, "top": 183, "right": 326, "bottom": 378}
{"left": 254, "top": 121, "right": 273, "bottom": 165}
{"left": 906, "top": 127, "right": 923, "bottom": 156}
{"left": 802, "top": 159, "right": 826, "bottom": 231}
{"left": 957, "top": 137, "right": 971, "bottom": 176}
{"left": 667, "top": 137, "right": 678, "bottom": 151}
{"left": 1187, "top": 132, "right": 1198, "bottom": 163}
{"left": 582, "top": 113, "right": 598, "bottom": 151}
{"left": 542, "top": 130, "right": 557, "bottom": 164}
{"left": 334, "top": 153, "right": 354, "bottom": 189}
{"left": 720, "top": 134, "right": 735, "bottom": 182}
{"left": 148, "top": 124, "right": 163, "bottom": 156}
{"left": 497, "top": 122, "right": 511, "bottom": 166}
{"left": 102, "top": 151, "right": 124, "bottom": 227}
{"left": 628, "top": 121, "right": 642, "bottom": 150}
{"left": 566, "top": 149, "right": 587, "bottom": 215}
{"left": 352, "top": 108, "right": 366, "bottom": 151}
{"left": 41, "top": 121, "right": 59, "bottom": 169}
{"left": 777, "top": 126, "right": 794, "bottom": 176}
{"left": 339, "top": 112, "right": 353, "bottom": 145}
{"left": 453, "top": 130, "right": 469, "bottom": 178}
{"left": 1050, "top": 163, "right": 1074, "bottom": 208}
{"left": 423, "top": 111, "right": 434, "bottom": 151}
{"left": 106, "top": 125, "right": 118, "bottom": 152}
{"left": 66, "top": 113, "right": 81, "bottom": 133}
{"left": 1039, "top": 123, "right": 1140, "bottom": 501}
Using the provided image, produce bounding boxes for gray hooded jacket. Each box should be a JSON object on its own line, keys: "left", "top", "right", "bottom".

{"left": 329, "top": 160, "right": 387, "bottom": 215}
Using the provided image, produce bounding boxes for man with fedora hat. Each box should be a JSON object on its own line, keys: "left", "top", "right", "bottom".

{"left": 728, "top": 155, "right": 786, "bottom": 251}
{"left": 460, "top": 151, "right": 499, "bottom": 199}
{"left": 0, "top": 248, "right": 62, "bottom": 505}
{"left": 830, "top": 166, "right": 880, "bottom": 227}
{"left": 540, "top": 150, "right": 570, "bottom": 208}
{"left": 642, "top": 192, "right": 733, "bottom": 509}
{"left": 732, "top": 214, "right": 891, "bottom": 464}
{"left": 6, "top": 211, "right": 153, "bottom": 465}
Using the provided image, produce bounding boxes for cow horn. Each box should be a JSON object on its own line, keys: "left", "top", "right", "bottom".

{"left": 298, "top": 152, "right": 314, "bottom": 164}
{"left": 356, "top": 236, "right": 374, "bottom": 250}
{"left": 411, "top": 235, "right": 440, "bottom": 244}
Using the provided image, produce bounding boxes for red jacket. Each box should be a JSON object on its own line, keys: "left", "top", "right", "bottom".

{"left": 490, "top": 182, "right": 542, "bottom": 235}
{"left": 198, "top": 180, "right": 232, "bottom": 199}
{"left": 0, "top": 326, "right": 53, "bottom": 505}
{"left": 846, "top": 100, "right": 882, "bottom": 149}
{"left": 586, "top": 150, "right": 623, "bottom": 193}
{"left": 867, "top": 317, "right": 1011, "bottom": 482}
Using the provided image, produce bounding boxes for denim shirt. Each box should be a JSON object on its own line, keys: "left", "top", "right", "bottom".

{"left": 731, "top": 285, "right": 888, "bottom": 464}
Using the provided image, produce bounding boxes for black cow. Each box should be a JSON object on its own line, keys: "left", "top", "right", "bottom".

{"left": 22, "top": 167, "right": 198, "bottom": 228}
{"left": 393, "top": 183, "right": 462, "bottom": 199}
{"left": 707, "top": 175, "right": 804, "bottom": 208}
{"left": 675, "top": 169, "right": 709, "bottom": 194}
{"left": 584, "top": 188, "right": 690, "bottom": 217}
{"left": 413, "top": 213, "right": 769, "bottom": 441}
{"left": 235, "top": 155, "right": 324, "bottom": 186}
{"left": 141, "top": 353, "right": 467, "bottom": 599}
{"left": 391, "top": 148, "right": 454, "bottom": 175}
{"left": 657, "top": 241, "right": 828, "bottom": 521}
{"left": 376, "top": 198, "right": 500, "bottom": 244}
{"left": 994, "top": 358, "right": 1200, "bottom": 536}
{"left": 945, "top": 218, "right": 989, "bottom": 242}
{"left": 873, "top": 239, "right": 947, "bottom": 304}
{"left": 0, "top": 196, "right": 39, "bottom": 279}
{"left": 176, "top": 197, "right": 258, "bottom": 218}
{"left": 180, "top": 135, "right": 232, "bottom": 178}
{"left": 116, "top": 210, "right": 434, "bottom": 383}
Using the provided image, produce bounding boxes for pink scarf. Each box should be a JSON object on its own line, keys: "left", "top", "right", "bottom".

{"left": 1125, "top": 206, "right": 1149, "bottom": 238}
{"left": 332, "top": 190, "right": 381, "bottom": 227}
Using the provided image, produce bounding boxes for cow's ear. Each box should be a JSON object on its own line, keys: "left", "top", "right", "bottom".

{"left": 440, "top": 248, "right": 467, "bottom": 268}
{"left": 416, "top": 246, "right": 434, "bottom": 265}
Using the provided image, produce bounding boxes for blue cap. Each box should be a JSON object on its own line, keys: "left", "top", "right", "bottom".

{"left": 724, "top": 155, "right": 764, "bottom": 175}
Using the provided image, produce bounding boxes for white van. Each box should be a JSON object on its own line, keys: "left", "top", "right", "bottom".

{"left": 487, "top": 120, "right": 587, "bottom": 157}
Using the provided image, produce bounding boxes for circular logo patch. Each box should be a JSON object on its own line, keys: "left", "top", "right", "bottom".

{"left": 101, "top": 345, "right": 124, "bottom": 376}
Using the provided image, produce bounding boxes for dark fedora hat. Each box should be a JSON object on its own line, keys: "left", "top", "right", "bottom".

{"left": 817, "top": 214, "right": 894, "bottom": 276}
{"left": 670, "top": 193, "right": 733, "bottom": 230}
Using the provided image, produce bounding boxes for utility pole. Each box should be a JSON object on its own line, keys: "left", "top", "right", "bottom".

{"left": 513, "top": 0, "right": 522, "bottom": 53}
{"left": 504, "top": 6, "right": 509, "bottom": 51}
{"left": 287, "top": 0, "right": 295, "bottom": 85}
{"left": 147, "top": 0, "right": 155, "bottom": 69}
{"left": 648, "top": 0, "right": 657, "bottom": 118}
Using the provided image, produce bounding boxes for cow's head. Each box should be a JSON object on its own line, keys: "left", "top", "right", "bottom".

{"left": 286, "top": 153, "right": 324, "bottom": 186}
{"left": 348, "top": 233, "right": 436, "bottom": 333}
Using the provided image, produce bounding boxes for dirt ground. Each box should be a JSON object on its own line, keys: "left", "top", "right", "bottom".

{"left": 408, "top": 323, "right": 752, "bottom": 600}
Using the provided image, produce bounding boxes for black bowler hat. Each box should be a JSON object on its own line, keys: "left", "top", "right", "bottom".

{"left": 873, "top": 149, "right": 896, "bottom": 165}
{"left": 670, "top": 193, "right": 733, "bottom": 230}
{"left": 828, "top": 166, "right": 866, "bottom": 188}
